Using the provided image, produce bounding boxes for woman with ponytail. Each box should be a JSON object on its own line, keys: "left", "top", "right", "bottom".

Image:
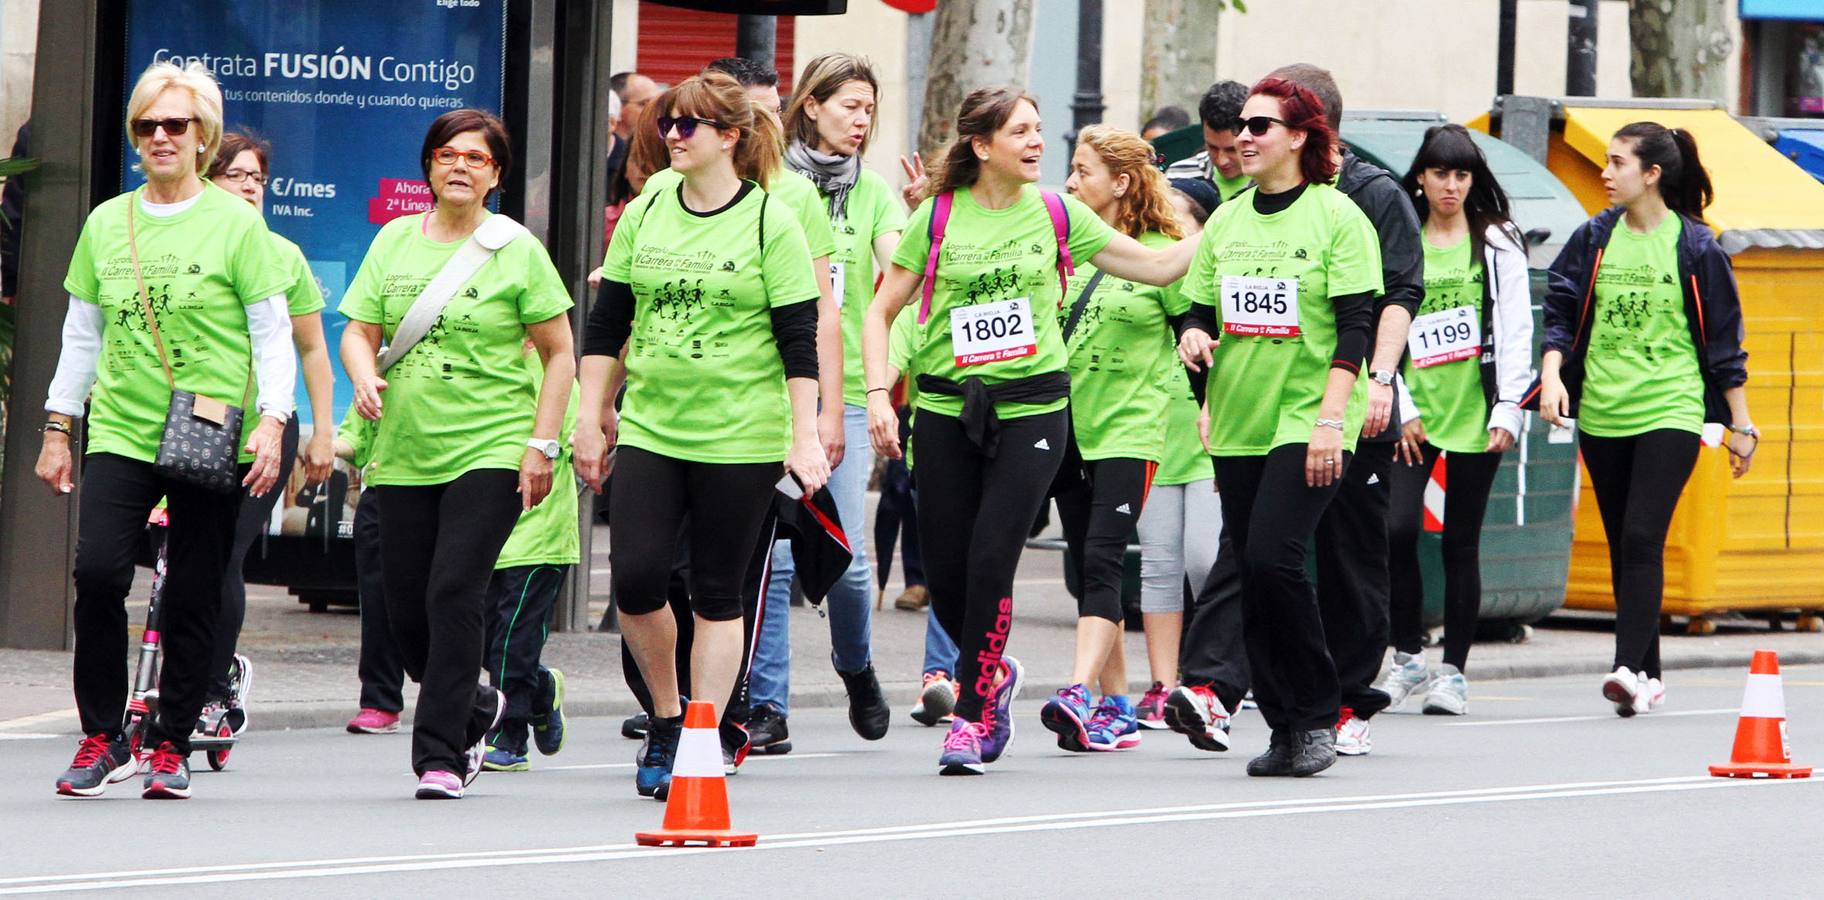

{"left": 861, "top": 87, "right": 1195, "bottom": 776}
{"left": 1535, "top": 122, "right": 1754, "bottom": 717}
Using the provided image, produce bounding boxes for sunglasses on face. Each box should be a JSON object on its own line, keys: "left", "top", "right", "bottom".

{"left": 430, "top": 147, "right": 496, "bottom": 168}
{"left": 1233, "top": 115, "right": 1290, "bottom": 136}
{"left": 657, "top": 115, "right": 726, "bottom": 140}
{"left": 131, "top": 117, "right": 193, "bottom": 138}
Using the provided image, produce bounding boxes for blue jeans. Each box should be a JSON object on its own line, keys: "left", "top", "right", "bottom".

{"left": 748, "top": 405, "right": 876, "bottom": 715}
{"left": 923, "top": 600, "right": 959, "bottom": 678}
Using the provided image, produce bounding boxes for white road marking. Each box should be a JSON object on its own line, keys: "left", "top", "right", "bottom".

{"left": 544, "top": 751, "right": 843, "bottom": 772}
{"left": 0, "top": 710, "right": 78, "bottom": 731}
{"left": 2, "top": 775, "right": 1813, "bottom": 893}
{"left": 0, "top": 733, "right": 61, "bottom": 741}
{"left": 1443, "top": 708, "right": 1739, "bottom": 727}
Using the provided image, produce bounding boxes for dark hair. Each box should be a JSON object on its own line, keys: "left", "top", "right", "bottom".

{"left": 206, "top": 129, "right": 270, "bottom": 179}
{"left": 706, "top": 57, "right": 779, "bottom": 89}
{"left": 610, "top": 71, "right": 636, "bottom": 97}
{"left": 1169, "top": 177, "right": 1219, "bottom": 224}
{"left": 1267, "top": 63, "right": 1342, "bottom": 132}
{"left": 926, "top": 86, "right": 1040, "bottom": 200}
{"left": 1612, "top": 121, "right": 1713, "bottom": 219}
{"left": 1197, "top": 80, "right": 1250, "bottom": 132}
{"left": 1248, "top": 77, "right": 1338, "bottom": 185}
{"left": 419, "top": 108, "right": 512, "bottom": 201}
{"left": 1400, "top": 124, "right": 1519, "bottom": 261}
{"left": 1144, "top": 105, "right": 1192, "bottom": 134}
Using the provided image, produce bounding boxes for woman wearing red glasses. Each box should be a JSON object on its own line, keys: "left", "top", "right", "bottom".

{"left": 339, "top": 108, "right": 576, "bottom": 800}
{"left": 1175, "top": 77, "right": 1382, "bottom": 778}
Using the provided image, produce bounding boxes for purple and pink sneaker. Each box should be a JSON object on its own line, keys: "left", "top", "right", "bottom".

{"left": 938, "top": 719, "right": 987, "bottom": 776}
{"left": 1040, "top": 680, "right": 1093, "bottom": 752}
{"left": 981, "top": 655, "right": 1025, "bottom": 763}
{"left": 1135, "top": 682, "right": 1170, "bottom": 730}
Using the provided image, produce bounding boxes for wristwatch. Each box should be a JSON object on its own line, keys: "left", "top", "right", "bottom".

{"left": 42, "top": 421, "right": 72, "bottom": 436}
{"left": 1370, "top": 369, "right": 1397, "bottom": 387}
{"left": 527, "top": 437, "right": 561, "bottom": 460}
{"left": 1729, "top": 424, "right": 1760, "bottom": 440}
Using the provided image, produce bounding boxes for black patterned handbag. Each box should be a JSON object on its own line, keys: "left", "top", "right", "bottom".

{"left": 128, "top": 195, "right": 245, "bottom": 494}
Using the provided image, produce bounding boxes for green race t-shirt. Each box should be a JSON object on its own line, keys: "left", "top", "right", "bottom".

{"left": 1403, "top": 234, "right": 1489, "bottom": 454}
{"left": 1580, "top": 214, "right": 1703, "bottom": 438}
{"left": 642, "top": 166, "right": 837, "bottom": 259}
{"left": 1183, "top": 183, "right": 1383, "bottom": 456}
{"left": 1216, "top": 170, "right": 1250, "bottom": 203}
{"left": 63, "top": 184, "right": 292, "bottom": 463}
{"left": 834, "top": 169, "right": 907, "bottom": 406}
{"left": 891, "top": 187, "right": 1117, "bottom": 420}
{"left": 335, "top": 406, "right": 377, "bottom": 473}
{"left": 1063, "top": 230, "right": 1188, "bottom": 461}
{"left": 338, "top": 213, "right": 574, "bottom": 486}
{"left": 496, "top": 350, "right": 581, "bottom": 568}
{"left": 274, "top": 234, "right": 326, "bottom": 316}
{"left": 1153, "top": 365, "right": 1209, "bottom": 486}
{"left": 604, "top": 181, "right": 819, "bottom": 463}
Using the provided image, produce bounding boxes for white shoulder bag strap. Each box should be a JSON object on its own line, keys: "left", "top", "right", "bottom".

{"left": 376, "top": 214, "right": 527, "bottom": 372}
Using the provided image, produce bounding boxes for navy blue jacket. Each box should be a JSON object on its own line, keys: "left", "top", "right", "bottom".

{"left": 1526, "top": 206, "right": 1748, "bottom": 424}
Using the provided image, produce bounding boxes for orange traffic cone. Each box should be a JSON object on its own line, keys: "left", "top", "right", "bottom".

{"left": 1709, "top": 649, "right": 1812, "bottom": 779}
{"left": 635, "top": 700, "right": 758, "bottom": 847}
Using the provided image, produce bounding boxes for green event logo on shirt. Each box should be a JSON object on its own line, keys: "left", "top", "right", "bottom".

{"left": 1062, "top": 230, "right": 1187, "bottom": 462}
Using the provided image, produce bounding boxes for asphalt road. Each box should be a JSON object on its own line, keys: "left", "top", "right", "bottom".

{"left": 3, "top": 666, "right": 1821, "bottom": 897}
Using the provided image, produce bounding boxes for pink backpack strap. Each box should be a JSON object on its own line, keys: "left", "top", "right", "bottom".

{"left": 917, "top": 192, "right": 955, "bottom": 325}
{"left": 1040, "top": 190, "right": 1075, "bottom": 302}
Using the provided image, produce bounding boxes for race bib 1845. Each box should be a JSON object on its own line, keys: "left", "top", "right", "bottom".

{"left": 951, "top": 297, "right": 1037, "bottom": 366}
{"left": 1221, "top": 275, "right": 1300, "bottom": 337}
{"left": 1407, "top": 304, "right": 1481, "bottom": 368}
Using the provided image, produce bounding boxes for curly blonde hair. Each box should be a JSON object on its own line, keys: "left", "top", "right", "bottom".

{"left": 1074, "top": 124, "right": 1182, "bottom": 240}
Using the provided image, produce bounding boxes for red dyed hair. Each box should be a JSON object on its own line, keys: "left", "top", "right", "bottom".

{"left": 1248, "top": 77, "right": 1338, "bottom": 185}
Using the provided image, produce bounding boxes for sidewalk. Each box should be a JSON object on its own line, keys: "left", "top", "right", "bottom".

{"left": 4, "top": 524, "right": 1821, "bottom": 736}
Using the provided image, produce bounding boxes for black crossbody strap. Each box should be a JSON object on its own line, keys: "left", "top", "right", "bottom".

{"left": 1062, "top": 270, "right": 1108, "bottom": 342}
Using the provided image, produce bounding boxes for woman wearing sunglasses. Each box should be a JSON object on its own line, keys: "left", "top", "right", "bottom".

{"left": 1375, "top": 125, "right": 1534, "bottom": 717}
{"left": 339, "top": 108, "right": 576, "bottom": 799}
{"left": 1174, "top": 78, "right": 1382, "bottom": 778}
{"left": 1038, "top": 124, "right": 1191, "bottom": 754}
{"left": 577, "top": 72, "right": 829, "bottom": 801}
{"left": 1535, "top": 122, "right": 1753, "bottom": 717}
{"left": 192, "top": 130, "right": 339, "bottom": 735}
{"left": 41, "top": 61, "right": 295, "bottom": 800}
{"left": 861, "top": 87, "right": 1196, "bottom": 777}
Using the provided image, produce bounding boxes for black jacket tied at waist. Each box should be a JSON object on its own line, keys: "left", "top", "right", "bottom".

{"left": 915, "top": 371, "right": 1071, "bottom": 457}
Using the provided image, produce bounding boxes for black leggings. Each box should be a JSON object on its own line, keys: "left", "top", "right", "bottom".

{"left": 914, "top": 408, "right": 1067, "bottom": 722}
{"left": 1579, "top": 429, "right": 1700, "bottom": 679}
{"left": 608, "top": 446, "right": 780, "bottom": 622}
{"left": 72, "top": 453, "right": 241, "bottom": 755}
{"left": 1215, "top": 445, "right": 1346, "bottom": 734}
{"left": 1055, "top": 451, "right": 1155, "bottom": 623}
{"left": 352, "top": 489, "right": 404, "bottom": 713}
{"left": 374, "top": 469, "right": 523, "bottom": 777}
{"left": 1387, "top": 444, "right": 1504, "bottom": 671}
{"left": 208, "top": 416, "right": 299, "bottom": 700}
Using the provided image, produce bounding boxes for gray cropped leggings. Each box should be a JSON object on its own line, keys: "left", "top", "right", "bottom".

{"left": 1135, "top": 478, "right": 1222, "bottom": 614}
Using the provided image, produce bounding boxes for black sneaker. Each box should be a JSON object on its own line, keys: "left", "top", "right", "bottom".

{"left": 531, "top": 667, "right": 566, "bottom": 756}
{"left": 1246, "top": 729, "right": 1294, "bottom": 777}
{"left": 55, "top": 734, "right": 137, "bottom": 797}
{"left": 837, "top": 663, "right": 891, "bottom": 741}
{"left": 141, "top": 742, "right": 191, "bottom": 799}
{"left": 1285, "top": 728, "right": 1337, "bottom": 777}
{"left": 622, "top": 711, "right": 650, "bottom": 740}
{"left": 636, "top": 715, "right": 682, "bottom": 800}
{"left": 746, "top": 705, "right": 793, "bottom": 755}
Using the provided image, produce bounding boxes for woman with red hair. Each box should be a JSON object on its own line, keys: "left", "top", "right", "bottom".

{"left": 1175, "top": 77, "right": 1382, "bottom": 778}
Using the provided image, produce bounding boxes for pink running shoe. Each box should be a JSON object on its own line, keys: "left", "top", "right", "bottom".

{"left": 1136, "top": 682, "right": 1170, "bottom": 730}
{"left": 347, "top": 708, "right": 401, "bottom": 735}
{"left": 415, "top": 770, "right": 463, "bottom": 799}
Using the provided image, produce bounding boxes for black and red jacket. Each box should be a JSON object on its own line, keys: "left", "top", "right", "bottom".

{"left": 1524, "top": 206, "right": 1748, "bottom": 424}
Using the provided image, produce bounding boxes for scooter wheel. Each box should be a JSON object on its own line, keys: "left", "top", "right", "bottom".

{"left": 206, "top": 722, "right": 233, "bottom": 771}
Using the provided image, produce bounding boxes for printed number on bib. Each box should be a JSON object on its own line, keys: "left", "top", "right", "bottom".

{"left": 830, "top": 262, "right": 847, "bottom": 308}
{"left": 951, "top": 297, "right": 1037, "bottom": 366}
{"left": 1220, "top": 275, "right": 1300, "bottom": 337}
{"left": 1407, "top": 305, "right": 1481, "bottom": 368}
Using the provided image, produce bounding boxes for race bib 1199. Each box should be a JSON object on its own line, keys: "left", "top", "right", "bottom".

{"left": 1407, "top": 304, "right": 1481, "bottom": 368}
{"left": 951, "top": 297, "right": 1038, "bottom": 366}
{"left": 1221, "top": 275, "right": 1300, "bottom": 337}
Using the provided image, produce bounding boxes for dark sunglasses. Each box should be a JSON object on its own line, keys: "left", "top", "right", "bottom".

{"left": 131, "top": 117, "right": 194, "bottom": 138}
{"left": 657, "top": 115, "right": 726, "bottom": 140}
{"left": 1233, "top": 115, "right": 1290, "bottom": 136}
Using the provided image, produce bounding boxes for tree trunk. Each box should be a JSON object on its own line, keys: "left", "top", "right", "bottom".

{"left": 1628, "top": 0, "right": 1734, "bottom": 101}
{"left": 916, "top": 0, "right": 1038, "bottom": 158}
{"left": 1139, "top": 0, "right": 1220, "bottom": 126}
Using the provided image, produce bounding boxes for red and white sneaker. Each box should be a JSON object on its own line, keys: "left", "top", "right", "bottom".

{"left": 1163, "top": 684, "right": 1232, "bottom": 752}
{"left": 1334, "top": 707, "right": 1372, "bottom": 756}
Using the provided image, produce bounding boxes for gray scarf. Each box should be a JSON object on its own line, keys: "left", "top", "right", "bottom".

{"left": 785, "top": 140, "right": 862, "bottom": 225}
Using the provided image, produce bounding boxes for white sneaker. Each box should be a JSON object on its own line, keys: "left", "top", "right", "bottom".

{"left": 1334, "top": 709, "right": 1372, "bottom": 756}
{"left": 1637, "top": 675, "right": 1665, "bottom": 714}
{"left": 1421, "top": 664, "right": 1469, "bottom": 716}
{"left": 1373, "top": 651, "right": 1429, "bottom": 711}
{"left": 1602, "top": 668, "right": 1640, "bottom": 718}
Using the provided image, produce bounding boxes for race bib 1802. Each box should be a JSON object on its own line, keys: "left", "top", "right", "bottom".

{"left": 1407, "top": 304, "right": 1481, "bottom": 368}
{"left": 951, "top": 297, "right": 1038, "bottom": 366}
{"left": 1220, "top": 275, "right": 1300, "bottom": 337}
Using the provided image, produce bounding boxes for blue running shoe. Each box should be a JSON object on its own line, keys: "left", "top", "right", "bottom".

{"left": 981, "top": 655, "right": 1025, "bottom": 763}
{"left": 482, "top": 745, "right": 530, "bottom": 772}
{"left": 635, "top": 715, "right": 681, "bottom": 799}
{"left": 533, "top": 667, "right": 566, "bottom": 756}
{"left": 1040, "top": 681, "right": 1093, "bottom": 753}
{"left": 938, "top": 719, "right": 987, "bottom": 776}
{"left": 1084, "top": 695, "right": 1142, "bottom": 751}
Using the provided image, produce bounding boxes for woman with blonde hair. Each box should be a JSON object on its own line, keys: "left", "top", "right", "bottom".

{"left": 41, "top": 61, "right": 295, "bottom": 799}
{"left": 577, "top": 72, "right": 829, "bottom": 799}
